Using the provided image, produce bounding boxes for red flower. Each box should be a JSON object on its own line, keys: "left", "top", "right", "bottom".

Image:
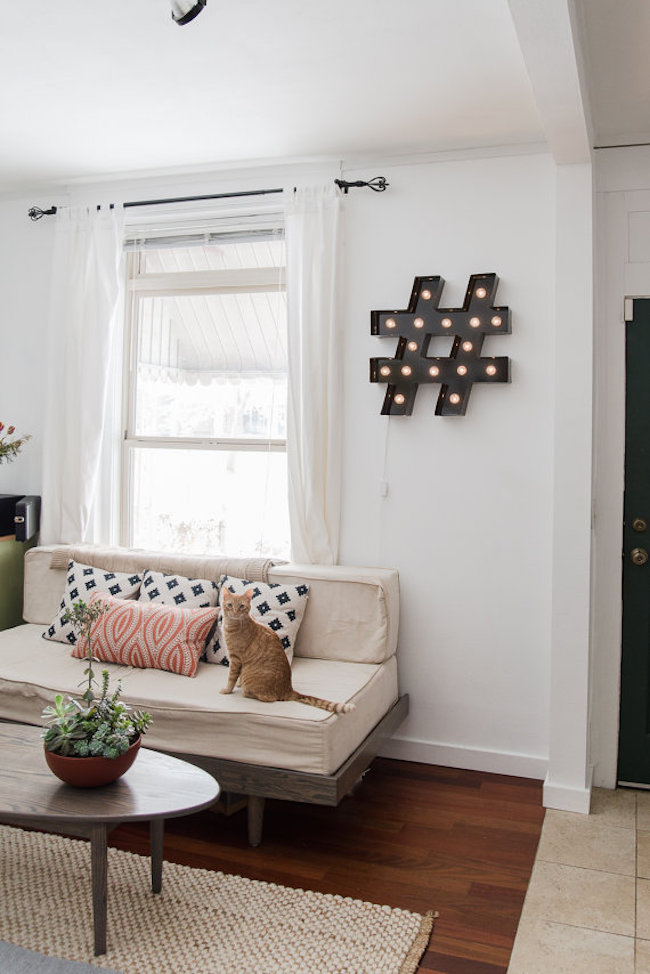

{"left": 7, "top": 426, "right": 14, "bottom": 435}
{"left": 0, "top": 423, "right": 4, "bottom": 433}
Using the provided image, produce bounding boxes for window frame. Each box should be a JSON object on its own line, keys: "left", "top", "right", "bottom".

{"left": 120, "top": 241, "right": 288, "bottom": 550}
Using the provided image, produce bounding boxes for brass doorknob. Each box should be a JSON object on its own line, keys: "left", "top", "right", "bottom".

{"left": 633, "top": 518, "right": 648, "bottom": 533}
{"left": 631, "top": 547, "right": 648, "bottom": 566}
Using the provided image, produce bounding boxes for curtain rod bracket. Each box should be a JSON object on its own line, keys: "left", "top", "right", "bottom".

{"left": 28, "top": 206, "right": 57, "bottom": 221}
{"left": 335, "top": 177, "right": 389, "bottom": 195}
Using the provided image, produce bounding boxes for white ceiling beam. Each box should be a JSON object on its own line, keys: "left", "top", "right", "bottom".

{"left": 508, "top": 0, "right": 591, "bottom": 164}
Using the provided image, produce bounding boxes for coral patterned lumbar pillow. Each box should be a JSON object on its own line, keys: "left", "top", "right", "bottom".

{"left": 71, "top": 592, "right": 219, "bottom": 678}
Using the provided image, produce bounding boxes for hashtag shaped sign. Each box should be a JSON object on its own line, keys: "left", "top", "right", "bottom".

{"left": 370, "top": 273, "right": 511, "bottom": 416}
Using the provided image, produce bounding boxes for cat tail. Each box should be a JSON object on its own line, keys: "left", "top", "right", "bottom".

{"left": 290, "top": 691, "right": 355, "bottom": 714}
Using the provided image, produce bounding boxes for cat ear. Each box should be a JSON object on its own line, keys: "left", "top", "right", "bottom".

{"left": 243, "top": 589, "right": 254, "bottom": 600}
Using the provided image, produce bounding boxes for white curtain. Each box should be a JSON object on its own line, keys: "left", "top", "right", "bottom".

{"left": 285, "top": 185, "right": 342, "bottom": 564}
{"left": 41, "top": 204, "right": 124, "bottom": 545}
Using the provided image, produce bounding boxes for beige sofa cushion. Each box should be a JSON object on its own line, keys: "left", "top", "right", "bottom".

{"left": 0, "top": 623, "right": 398, "bottom": 776}
{"left": 23, "top": 546, "right": 400, "bottom": 666}
{"left": 269, "top": 564, "right": 399, "bottom": 664}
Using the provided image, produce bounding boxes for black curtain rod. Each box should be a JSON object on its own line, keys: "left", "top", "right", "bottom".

{"left": 27, "top": 177, "right": 388, "bottom": 221}
{"left": 124, "top": 187, "right": 283, "bottom": 209}
{"left": 593, "top": 141, "right": 650, "bottom": 150}
{"left": 27, "top": 188, "right": 281, "bottom": 221}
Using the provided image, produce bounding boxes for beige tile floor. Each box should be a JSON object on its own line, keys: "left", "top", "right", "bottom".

{"left": 508, "top": 788, "right": 650, "bottom": 973}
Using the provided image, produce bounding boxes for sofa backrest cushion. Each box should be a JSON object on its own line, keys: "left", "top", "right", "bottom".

{"left": 24, "top": 546, "right": 274, "bottom": 629}
{"left": 268, "top": 564, "right": 399, "bottom": 664}
{"left": 24, "top": 547, "right": 399, "bottom": 666}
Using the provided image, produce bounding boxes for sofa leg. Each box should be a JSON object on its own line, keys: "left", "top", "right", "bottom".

{"left": 247, "top": 795, "right": 265, "bottom": 847}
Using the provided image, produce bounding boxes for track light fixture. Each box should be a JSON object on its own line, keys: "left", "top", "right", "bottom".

{"left": 171, "top": 0, "right": 206, "bottom": 25}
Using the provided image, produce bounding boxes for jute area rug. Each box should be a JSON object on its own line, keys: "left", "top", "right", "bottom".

{"left": 0, "top": 825, "right": 435, "bottom": 974}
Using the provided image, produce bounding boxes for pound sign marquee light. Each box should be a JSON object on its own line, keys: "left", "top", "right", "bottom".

{"left": 370, "top": 273, "right": 511, "bottom": 416}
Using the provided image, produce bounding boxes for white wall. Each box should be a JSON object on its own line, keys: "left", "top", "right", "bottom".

{"left": 545, "top": 162, "right": 593, "bottom": 813}
{"left": 0, "top": 148, "right": 572, "bottom": 784}
{"left": 340, "top": 152, "right": 555, "bottom": 778}
{"left": 0, "top": 197, "right": 55, "bottom": 495}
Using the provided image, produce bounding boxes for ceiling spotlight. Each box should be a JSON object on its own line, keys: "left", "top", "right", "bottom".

{"left": 171, "top": 0, "right": 207, "bottom": 25}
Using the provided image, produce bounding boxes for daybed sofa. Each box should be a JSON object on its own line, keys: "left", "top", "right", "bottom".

{"left": 0, "top": 544, "right": 407, "bottom": 845}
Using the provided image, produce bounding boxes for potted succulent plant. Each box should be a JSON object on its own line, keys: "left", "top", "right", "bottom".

{"left": 42, "top": 598, "right": 152, "bottom": 787}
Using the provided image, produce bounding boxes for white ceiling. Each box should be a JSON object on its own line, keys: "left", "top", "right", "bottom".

{"left": 574, "top": 0, "right": 650, "bottom": 149}
{"left": 0, "top": 0, "right": 645, "bottom": 194}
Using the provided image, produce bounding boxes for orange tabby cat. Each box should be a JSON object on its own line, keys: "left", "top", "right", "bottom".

{"left": 219, "top": 589, "right": 354, "bottom": 714}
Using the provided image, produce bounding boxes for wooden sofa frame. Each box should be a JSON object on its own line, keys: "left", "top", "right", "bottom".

{"left": 166, "top": 694, "right": 409, "bottom": 846}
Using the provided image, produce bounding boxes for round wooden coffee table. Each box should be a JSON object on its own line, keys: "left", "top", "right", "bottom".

{"left": 0, "top": 722, "right": 220, "bottom": 955}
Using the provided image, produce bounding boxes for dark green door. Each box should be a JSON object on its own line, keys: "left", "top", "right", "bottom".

{"left": 619, "top": 298, "right": 650, "bottom": 784}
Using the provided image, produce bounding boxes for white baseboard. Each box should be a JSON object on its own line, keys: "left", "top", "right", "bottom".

{"left": 378, "top": 735, "right": 548, "bottom": 780}
{"left": 543, "top": 766, "right": 594, "bottom": 814}
{"left": 378, "top": 737, "right": 594, "bottom": 813}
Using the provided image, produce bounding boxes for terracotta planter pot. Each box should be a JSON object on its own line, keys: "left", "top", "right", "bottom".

{"left": 44, "top": 735, "right": 141, "bottom": 788}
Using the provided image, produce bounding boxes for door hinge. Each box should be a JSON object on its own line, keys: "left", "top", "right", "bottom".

{"left": 625, "top": 298, "right": 634, "bottom": 322}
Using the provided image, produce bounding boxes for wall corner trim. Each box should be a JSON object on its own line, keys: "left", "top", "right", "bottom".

{"left": 543, "top": 767, "right": 593, "bottom": 814}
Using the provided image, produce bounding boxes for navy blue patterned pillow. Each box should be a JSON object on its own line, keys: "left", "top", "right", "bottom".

{"left": 139, "top": 569, "right": 220, "bottom": 658}
{"left": 43, "top": 560, "right": 142, "bottom": 645}
{"left": 139, "top": 569, "right": 219, "bottom": 608}
{"left": 205, "top": 575, "right": 309, "bottom": 667}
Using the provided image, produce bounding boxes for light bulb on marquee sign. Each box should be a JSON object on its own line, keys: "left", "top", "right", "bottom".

{"left": 369, "top": 272, "right": 511, "bottom": 416}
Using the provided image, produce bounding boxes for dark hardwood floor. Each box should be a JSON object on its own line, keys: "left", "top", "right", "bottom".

{"left": 110, "top": 758, "right": 545, "bottom": 974}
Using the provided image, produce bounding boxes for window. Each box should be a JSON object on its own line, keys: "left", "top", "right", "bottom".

{"left": 121, "top": 224, "right": 290, "bottom": 559}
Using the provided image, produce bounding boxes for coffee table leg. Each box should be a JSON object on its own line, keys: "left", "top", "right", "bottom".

{"left": 89, "top": 824, "right": 108, "bottom": 956}
{"left": 150, "top": 818, "right": 164, "bottom": 894}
